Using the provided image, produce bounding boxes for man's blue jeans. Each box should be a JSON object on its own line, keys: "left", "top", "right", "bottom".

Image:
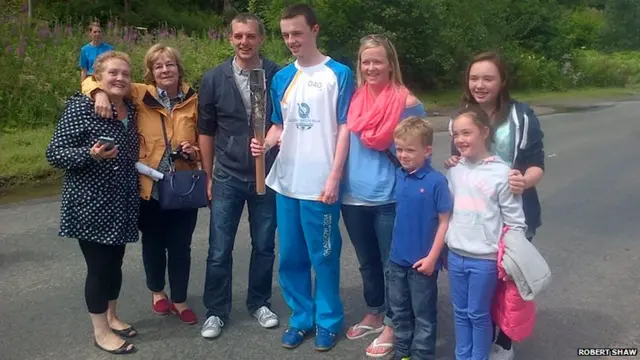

{"left": 203, "top": 168, "right": 277, "bottom": 321}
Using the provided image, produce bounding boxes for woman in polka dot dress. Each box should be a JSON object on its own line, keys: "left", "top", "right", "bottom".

{"left": 46, "top": 51, "right": 140, "bottom": 355}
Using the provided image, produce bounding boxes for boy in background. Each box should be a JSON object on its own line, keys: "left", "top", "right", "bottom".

{"left": 387, "top": 116, "right": 452, "bottom": 360}
{"left": 79, "top": 22, "right": 113, "bottom": 82}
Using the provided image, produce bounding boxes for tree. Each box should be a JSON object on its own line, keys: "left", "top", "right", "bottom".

{"left": 601, "top": 0, "right": 640, "bottom": 50}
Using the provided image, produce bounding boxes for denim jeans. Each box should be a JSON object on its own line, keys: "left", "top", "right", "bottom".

{"left": 388, "top": 260, "right": 438, "bottom": 360}
{"left": 203, "top": 167, "right": 277, "bottom": 320}
{"left": 341, "top": 203, "right": 395, "bottom": 325}
{"left": 138, "top": 198, "right": 198, "bottom": 303}
{"left": 448, "top": 250, "right": 498, "bottom": 360}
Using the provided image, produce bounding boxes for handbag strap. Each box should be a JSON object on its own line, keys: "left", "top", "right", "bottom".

{"left": 159, "top": 115, "right": 175, "bottom": 170}
{"left": 384, "top": 149, "right": 401, "bottom": 168}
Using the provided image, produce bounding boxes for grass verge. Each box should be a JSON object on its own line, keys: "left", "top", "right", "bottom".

{"left": 0, "top": 86, "right": 638, "bottom": 196}
{"left": 0, "top": 126, "right": 62, "bottom": 191}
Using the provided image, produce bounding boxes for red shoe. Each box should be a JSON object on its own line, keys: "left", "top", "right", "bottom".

{"left": 152, "top": 296, "right": 171, "bottom": 315}
{"left": 170, "top": 304, "right": 198, "bottom": 325}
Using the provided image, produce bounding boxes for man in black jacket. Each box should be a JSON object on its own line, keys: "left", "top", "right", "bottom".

{"left": 197, "top": 13, "right": 281, "bottom": 339}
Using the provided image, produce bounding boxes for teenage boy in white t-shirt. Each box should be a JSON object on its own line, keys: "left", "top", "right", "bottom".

{"left": 250, "top": 3, "right": 354, "bottom": 352}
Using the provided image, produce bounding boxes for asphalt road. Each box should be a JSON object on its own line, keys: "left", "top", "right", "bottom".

{"left": 1, "top": 101, "right": 639, "bottom": 360}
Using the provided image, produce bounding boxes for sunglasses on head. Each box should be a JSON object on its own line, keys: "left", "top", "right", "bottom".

{"left": 360, "top": 34, "right": 389, "bottom": 44}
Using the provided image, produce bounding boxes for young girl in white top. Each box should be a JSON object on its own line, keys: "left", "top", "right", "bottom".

{"left": 446, "top": 106, "right": 528, "bottom": 360}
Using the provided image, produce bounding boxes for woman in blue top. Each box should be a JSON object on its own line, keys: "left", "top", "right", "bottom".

{"left": 445, "top": 51, "right": 545, "bottom": 360}
{"left": 342, "top": 34, "right": 426, "bottom": 358}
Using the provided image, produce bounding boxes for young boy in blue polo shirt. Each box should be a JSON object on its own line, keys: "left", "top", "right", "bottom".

{"left": 388, "top": 116, "right": 452, "bottom": 360}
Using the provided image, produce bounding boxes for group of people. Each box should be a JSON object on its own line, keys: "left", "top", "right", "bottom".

{"left": 47, "top": 3, "right": 548, "bottom": 360}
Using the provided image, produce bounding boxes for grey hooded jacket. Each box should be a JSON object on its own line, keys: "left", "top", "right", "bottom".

{"left": 501, "top": 228, "right": 552, "bottom": 301}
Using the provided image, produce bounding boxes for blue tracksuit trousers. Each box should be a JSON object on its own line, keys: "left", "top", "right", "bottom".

{"left": 276, "top": 193, "right": 343, "bottom": 333}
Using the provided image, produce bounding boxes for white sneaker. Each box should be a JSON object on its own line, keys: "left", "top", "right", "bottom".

{"left": 491, "top": 345, "right": 515, "bottom": 360}
{"left": 253, "top": 306, "right": 279, "bottom": 328}
{"left": 201, "top": 316, "right": 224, "bottom": 339}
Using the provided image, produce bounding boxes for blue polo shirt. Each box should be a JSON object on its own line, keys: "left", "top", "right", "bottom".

{"left": 390, "top": 159, "right": 453, "bottom": 268}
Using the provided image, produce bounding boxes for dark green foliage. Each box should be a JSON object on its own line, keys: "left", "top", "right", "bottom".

{"left": 600, "top": 0, "right": 640, "bottom": 51}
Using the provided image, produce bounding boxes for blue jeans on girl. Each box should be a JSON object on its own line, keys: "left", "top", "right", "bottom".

{"left": 447, "top": 250, "right": 499, "bottom": 360}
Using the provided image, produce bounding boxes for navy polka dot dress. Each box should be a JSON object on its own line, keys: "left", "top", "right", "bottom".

{"left": 46, "top": 92, "right": 140, "bottom": 245}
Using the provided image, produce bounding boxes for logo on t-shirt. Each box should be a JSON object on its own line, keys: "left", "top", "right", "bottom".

{"left": 298, "top": 102, "right": 310, "bottom": 119}
{"left": 295, "top": 102, "right": 318, "bottom": 131}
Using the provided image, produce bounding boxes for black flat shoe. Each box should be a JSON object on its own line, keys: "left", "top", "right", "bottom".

{"left": 111, "top": 326, "right": 137, "bottom": 338}
{"left": 93, "top": 340, "right": 136, "bottom": 355}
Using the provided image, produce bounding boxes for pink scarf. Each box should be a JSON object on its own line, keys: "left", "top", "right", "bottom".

{"left": 347, "top": 83, "right": 410, "bottom": 151}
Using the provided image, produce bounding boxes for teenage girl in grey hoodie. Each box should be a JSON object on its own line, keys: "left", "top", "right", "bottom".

{"left": 446, "top": 106, "right": 528, "bottom": 360}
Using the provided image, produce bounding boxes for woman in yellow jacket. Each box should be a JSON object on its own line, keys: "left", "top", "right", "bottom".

{"left": 83, "top": 43, "right": 200, "bottom": 325}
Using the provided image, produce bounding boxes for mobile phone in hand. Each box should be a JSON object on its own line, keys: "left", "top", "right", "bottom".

{"left": 98, "top": 136, "right": 115, "bottom": 151}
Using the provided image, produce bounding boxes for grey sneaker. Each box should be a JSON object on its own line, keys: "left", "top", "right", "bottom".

{"left": 253, "top": 306, "right": 279, "bottom": 328}
{"left": 201, "top": 316, "right": 224, "bottom": 339}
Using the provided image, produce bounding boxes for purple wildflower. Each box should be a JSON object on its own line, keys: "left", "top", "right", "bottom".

{"left": 4, "top": 45, "right": 12, "bottom": 55}
{"left": 38, "top": 26, "right": 50, "bottom": 39}
{"left": 20, "top": 3, "right": 28, "bottom": 13}
{"left": 17, "top": 42, "right": 25, "bottom": 57}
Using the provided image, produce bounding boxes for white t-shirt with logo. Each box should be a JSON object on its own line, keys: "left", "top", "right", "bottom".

{"left": 266, "top": 56, "right": 355, "bottom": 200}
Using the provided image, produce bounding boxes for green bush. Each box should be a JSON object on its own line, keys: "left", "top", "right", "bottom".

{"left": 571, "top": 50, "right": 640, "bottom": 87}
{"left": 508, "top": 51, "right": 568, "bottom": 91}
{"left": 32, "top": 0, "right": 226, "bottom": 35}
{"left": 561, "top": 7, "right": 606, "bottom": 49}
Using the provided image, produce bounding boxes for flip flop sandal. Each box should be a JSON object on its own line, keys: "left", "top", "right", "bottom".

{"left": 111, "top": 326, "right": 137, "bottom": 338}
{"left": 346, "top": 323, "right": 385, "bottom": 340}
{"left": 93, "top": 339, "right": 136, "bottom": 355}
{"left": 365, "top": 338, "right": 394, "bottom": 358}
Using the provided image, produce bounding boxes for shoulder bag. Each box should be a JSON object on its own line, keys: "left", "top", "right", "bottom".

{"left": 157, "top": 116, "right": 208, "bottom": 210}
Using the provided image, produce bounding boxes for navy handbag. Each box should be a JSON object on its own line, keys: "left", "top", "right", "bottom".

{"left": 157, "top": 116, "right": 208, "bottom": 210}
